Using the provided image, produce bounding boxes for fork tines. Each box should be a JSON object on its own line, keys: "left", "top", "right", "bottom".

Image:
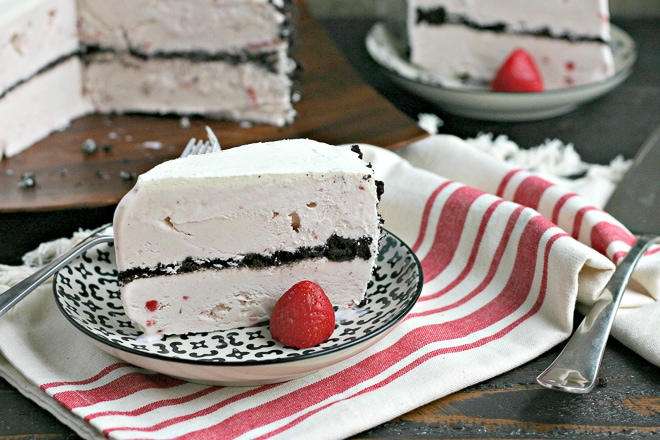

{"left": 181, "top": 126, "right": 222, "bottom": 158}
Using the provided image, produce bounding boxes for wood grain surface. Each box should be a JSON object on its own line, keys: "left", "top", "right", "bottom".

{"left": 0, "top": 0, "right": 426, "bottom": 213}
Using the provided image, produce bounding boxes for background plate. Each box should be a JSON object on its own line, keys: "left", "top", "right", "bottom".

{"left": 366, "top": 23, "right": 636, "bottom": 121}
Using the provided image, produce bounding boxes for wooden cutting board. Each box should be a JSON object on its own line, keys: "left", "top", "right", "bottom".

{"left": 0, "top": 1, "right": 426, "bottom": 213}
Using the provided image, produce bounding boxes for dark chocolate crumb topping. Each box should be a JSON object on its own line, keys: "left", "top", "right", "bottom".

{"left": 416, "top": 7, "right": 608, "bottom": 43}
{"left": 375, "top": 180, "right": 385, "bottom": 201}
{"left": 350, "top": 144, "right": 364, "bottom": 160}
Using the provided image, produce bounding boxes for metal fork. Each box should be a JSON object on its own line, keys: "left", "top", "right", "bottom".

{"left": 181, "top": 125, "right": 222, "bottom": 156}
{"left": 536, "top": 235, "right": 658, "bottom": 393}
{"left": 0, "top": 127, "right": 221, "bottom": 318}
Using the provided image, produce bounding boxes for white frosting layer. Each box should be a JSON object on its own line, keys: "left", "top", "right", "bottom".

{"left": 0, "top": 57, "right": 93, "bottom": 157}
{"left": 409, "top": 0, "right": 610, "bottom": 40}
{"left": 115, "top": 139, "right": 379, "bottom": 267}
{"left": 78, "top": 0, "right": 288, "bottom": 55}
{"left": 410, "top": 25, "right": 615, "bottom": 90}
{"left": 122, "top": 259, "right": 373, "bottom": 336}
{"left": 0, "top": 0, "right": 78, "bottom": 95}
{"left": 84, "top": 52, "right": 295, "bottom": 126}
{"left": 114, "top": 140, "right": 381, "bottom": 335}
{"left": 408, "top": 0, "right": 614, "bottom": 90}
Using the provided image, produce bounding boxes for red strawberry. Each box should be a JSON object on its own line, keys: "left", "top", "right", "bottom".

{"left": 270, "top": 280, "right": 336, "bottom": 349}
{"left": 491, "top": 48, "right": 544, "bottom": 93}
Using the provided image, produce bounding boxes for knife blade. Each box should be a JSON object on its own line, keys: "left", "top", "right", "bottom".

{"left": 604, "top": 126, "right": 660, "bottom": 235}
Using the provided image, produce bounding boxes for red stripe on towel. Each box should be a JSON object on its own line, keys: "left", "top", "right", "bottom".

{"left": 102, "top": 384, "right": 280, "bottom": 436}
{"left": 52, "top": 373, "right": 185, "bottom": 410}
{"left": 84, "top": 386, "right": 222, "bottom": 422}
{"left": 420, "top": 186, "right": 484, "bottom": 281}
{"left": 41, "top": 363, "right": 130, "bottom": 390}
{"left": 496, "top": 169, "right": 521, "bottom": 198}
{"left": 551, "top": 192, "right": 578, "bottom": 226}
{"left": 512, "top": 175, "right": 553, "bottom": 211}
{"left": 414, "top": 204, "right": 523, "bottom": 310}
{"left": 412, "top": 181, "right": 453, "bottom": 253}
{"left": 572, "top": 205, "right": 598, "bottom": 241}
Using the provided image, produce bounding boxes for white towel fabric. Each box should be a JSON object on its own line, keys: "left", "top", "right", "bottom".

{"left": 0, "top": 134, "right": 657, "bottom": 439}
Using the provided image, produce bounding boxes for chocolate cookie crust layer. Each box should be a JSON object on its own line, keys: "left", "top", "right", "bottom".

{"left": 118, "top": 234, "right": 374, "bottom": 286}
{"left": 415, "top": 7, "right": 608, "bottom": 43}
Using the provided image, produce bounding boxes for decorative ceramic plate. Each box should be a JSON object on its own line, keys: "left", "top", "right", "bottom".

{"left": 53, "top": 229, "right": 423, "bottom": 386}
{"left": 365, "top": 23, "right": 636, "bottom": 121}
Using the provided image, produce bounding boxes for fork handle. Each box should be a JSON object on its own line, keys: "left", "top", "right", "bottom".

{"left": 0, "top": 234, "right": 114, "bottom": 318}
{"left": 537, "top": 234, "right": 658, "bottom": 393}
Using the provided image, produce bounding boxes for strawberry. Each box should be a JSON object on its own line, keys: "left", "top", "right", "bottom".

{"left": 491, "top": 48, "right": 544, "bottom": 93}
{"left": 269, "top": 280, "right": 336, "bottom": 349}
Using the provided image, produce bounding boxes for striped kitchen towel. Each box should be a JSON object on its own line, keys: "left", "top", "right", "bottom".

{"left": 0, "top": 134, "right": 658, "bottom": 439}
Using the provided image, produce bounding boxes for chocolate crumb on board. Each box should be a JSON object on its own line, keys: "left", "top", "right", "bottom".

{"left": 18, "top": 172, "right": 36, "bottom": 189}
{"left": 81, "top": 138, "right": 98, "bottom": 154}
{"left": 120, "top": 171, "right": 136, "bottom": 181}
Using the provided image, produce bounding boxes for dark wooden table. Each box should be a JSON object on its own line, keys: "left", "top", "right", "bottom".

{"left": 1, "top": 10, "right": 659, "bottom": 439}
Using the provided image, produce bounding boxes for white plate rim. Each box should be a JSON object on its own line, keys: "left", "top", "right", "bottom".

{"left": 365, "top": 22, "right": 637, "bottom": 120}
{"left": 52, "top": 229, "right": 423, "bottom": 368}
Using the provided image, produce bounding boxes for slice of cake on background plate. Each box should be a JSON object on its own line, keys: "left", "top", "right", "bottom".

{"left": 407, "top": 0, "right": 615, "bottom": 90}
{"left": 113, "top": 139, "right": 383, "bottom": 337}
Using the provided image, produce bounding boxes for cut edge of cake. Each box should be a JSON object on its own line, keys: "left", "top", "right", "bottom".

{"left": 407, "top": 0, "right": 615, "bottom": 90}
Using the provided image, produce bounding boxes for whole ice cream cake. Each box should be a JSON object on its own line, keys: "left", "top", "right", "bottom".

{"left": 0, "top": 0, "right": 298, "bottom": 158}
{"left": 113, "top": 139, "right": 383, "bottom": 337}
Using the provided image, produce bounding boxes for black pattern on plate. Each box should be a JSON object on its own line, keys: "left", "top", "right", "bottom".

{"left": 53, "top": 229, "right": 422, "bottom": 366}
